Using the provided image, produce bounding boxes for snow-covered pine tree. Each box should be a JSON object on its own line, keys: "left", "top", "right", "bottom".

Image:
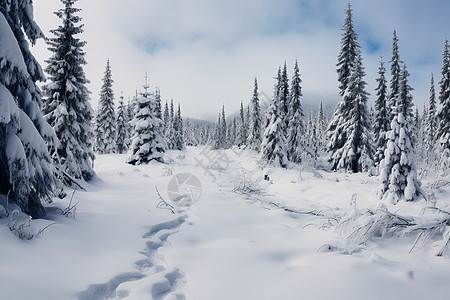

{"left": 280, "top": 62, "right": 290, "bottom": 129}
{"left": 126, "top": 96, "right": 135, "bottom": 146}
{"left": 336, "top": 2, "right": 359, "bottom": 97}
{"left": 374, "top": 58, "right": 389, "bottom": 166}
{"left": 155, "top": 87, "right": 162, "bottom": 121}
{"left": 214, "top": 113, "right": 221, "bottom": 149}
{"left": 304, "top": 112, "right": 318, "bottom": 161}
{"left": 43, "top": 0, "right": 95, "bottom": 181}
{"left": 174, "top": 103, "right": 184, "bottom": 150}
{"left": 437, "top": 39, "right": 450, "bottom": 174}
{"left": 228, "top": 118, "right": 237, "bottom": 146}
{"left": 163, "top": 100, "right": 170, "bottom": 134}
{"left": 286, "top": 60, "right": 304, "bottom": 163}
{"left": 221, "top": 104, "right": 227, "bottom": 148}
{"left": 329, "top": 52, "right": 372, "bottom": 172}
{"left": 184, "top": 119, "right": 193, "bottom": 146}
{"left": 236, "top": 101, "right": 247, "bottom": 147}
{"left": 380, "top": 65, "right": 421, "bottom": 203}
{"left": 388, "top": 30, "right": 403, "bottom": 120}
{"left": 0, "top": 1, "right": 57, "bottom": 217}
{"left": 126, "top": 77, "right": 165, "bottom": 165}
{"left": 246, "top": 105, "right": 251, "bottom": 137}
{"left": 316, "top": 101, "right": 327, "bottom": 150}
{"left": 248, "top": 78, "right": 263, "bottom": 151}
{"left": 95, "top": 59, "right": 116, "bottom": 154}
{"left": 261, "top": 72, "right": 288, "bottom": 168}
{"left": 165, "top": 99, "right": 177, "bottom": 150}
{"left": 116, "top": 93, "right": 128, "bottom": 154}
{"left": 328, "top": 5, "right": 371, "bottom": 172}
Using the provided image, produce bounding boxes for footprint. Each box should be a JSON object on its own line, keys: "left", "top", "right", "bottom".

{"left": 151, "top": 269, "right": 185, "bottom": 300}
{"left": 79, "top": 214, "right": 188, "bottom": 299}
{"left": 78, "top": 272, "right": 144, "bottom": 300}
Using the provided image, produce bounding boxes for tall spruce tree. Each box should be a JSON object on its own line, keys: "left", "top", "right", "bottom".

{"left": 43, "top": 0, "right": 95, "bottom": 181}
{"left": 116, "top": 93, "right": 128, "bottom": 154}
{"left": 316, "top": 101, "right": 326, "bottom": 150}
{"left": 388, "top": 30, "right": 402, "bottom": 119}
{"left": 437, "top": 39, "right": 450, "bottom": 173}
{"left": 163, "top": 100, "right": 170, "bottom": 134}
{"left": 219, "top": 104, "right": 227, "bottom": 148}
{"left": 336, "top": 3, "right": 360, "bottom": 96}
{"left": 380, "top": 66, "right": 421, "bottom": 203}
{"left": 214, "top": 113, "right": 222, "bottom": 149}
{"left": 327, "top": 5, "right": 371, "bottom": 172}
{"left": 165, "top": 99, "right": 176, "bottom": 150}
{"left": 236, "top": 101, "right": 247, "bottom": 146}
{"left": 248, "top": 78, "right": 263, "bottom": 151}
{"left": 425, "top": 73, "right": 437, "bottom": 157}
{"left": 374, "top": 58, "right": 389, "bottom": 165}
{"left": 95, "top": 59, "right": 116, "bottom": 154}
{"left": 328, "top": 52, "right": 372, "bottom": 172}
{"left": 174, "top": 103, "right": 184, "bottom": 150}
{"left": 280, "top": 62, "right": 290, "bottom": 128}
{"left": 261, "top": 71, "right": 288, "bottom": 168}
{"left": 126, "top": 77, "right": 165, "bottom": 165}
{"left": 126, "top": 96, "right": 135, "bottom": 147}
{"left": 155, "top": 87, "right": 162, "bottom": 120}
{"left": 286, "top": 60, "right": 305, "bottom": 163}
{"left": 0, "top": 1, "right": 56, "bottom": 217}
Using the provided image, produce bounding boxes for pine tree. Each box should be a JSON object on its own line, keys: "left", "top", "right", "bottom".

{"left": 42, "top": 0, "right": 94, "bottom": 181}
{"left": 336, "top": 3, "right": 360, "bottom": 97}
{"left": 327, "top": 6, "right": 371, "bottom": 172}
{"left": 165, "top": 99, "right": 176, "bottom": 150}
{"left": 280, "top": 62, "right": 290, "bottom": 128}
{"left": 248, "top": 78, "right": 263, "bottom": 151}
{"left": 425, "top": 74, "right": 437, "bottom": 153}
{"left": 163, "top": 100, "right": 170, "bottom": 134}
{"left": 305, "top": 112, "right": 318, "bottom": 161}
{"left": 286, "top": 60, "right": 304, "bottom": 163}
{"left": 236, "top": 101, "right": 247, "bottom": 146}
{"left": 126, "top": 96, "right": 135, "bottom": 146}
{"left": 218, "top": 104, "right": 227, "bottom": 148}
{"left": 116, "top": 93, "right": 128, "bottom": 154}
{"left": 388, "top": 30, "right": 403, "bottom": 119}
{"left": 174, "top": 103, "right": 184, "bottom": 150}
{"left": 0, "top": 1, "right": 57, "bottom": 217}
{"left": 261, "top": 72, "right": 288, "bottom": 168}
{"left": 329, "top": 52, "right": 372, "bottom": 172}
{"left": 314, "top": 101, "right": 327, "bottom": 150}
{"left": 380, "top": 66, "right": 421, "bottom": 203}
{"left": 316, "top": 101, "right": 327, "bottom": 150}
{"left": 126, "top": 77, "right": 165, "bottom": 165}
{"left": 155, "top": 87, "right": 162, "bottom": 120}
{"left": 374, "top": 58, "right": 389, "bottom": 165}
{"left": 95, "top": 59, "right": 116, "bottom": 154}
{"left": 214, "top": 113, "right": 222, "bottom": 149}
{"left": 437, "top": 39, "right": 450, "bottom": 173}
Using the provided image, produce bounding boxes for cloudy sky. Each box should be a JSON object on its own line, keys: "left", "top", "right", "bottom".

{"left": 33, "top": 0, "right": 450, "bottom": 120}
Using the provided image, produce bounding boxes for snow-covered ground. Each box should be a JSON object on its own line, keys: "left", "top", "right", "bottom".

{"left": 1, "top": 147, "right": 450, "bottom": 300}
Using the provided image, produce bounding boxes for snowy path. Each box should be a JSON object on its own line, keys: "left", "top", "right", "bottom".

{"left": 1, "top": 148, "right": 450, "bottom": 299}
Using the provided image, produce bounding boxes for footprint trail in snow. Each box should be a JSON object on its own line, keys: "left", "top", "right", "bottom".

{"left": 79, "top": 214, "right": 188, "bottom": 300}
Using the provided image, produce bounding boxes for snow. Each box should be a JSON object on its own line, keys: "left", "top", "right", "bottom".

{"left": 0, "top": 13, "right": 27, "bottom": 74}
{"left": 1, "top": 147, "right": 450, "bottom": 299}
{"left": 0, "top": 83, "right": 20, "bottom": 124}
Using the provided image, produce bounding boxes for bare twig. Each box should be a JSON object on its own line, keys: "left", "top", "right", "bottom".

{"left": 36, "top": 222, "right": 58, "bottom": 236}
{"left": 58, "top": 187, "right": 79, "bottom": 218}
{"left": 55, "top": 166, "right": 87, "bottom": 191}
{"left": 155, "top": 186, "right": 175, "bottom": 214}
